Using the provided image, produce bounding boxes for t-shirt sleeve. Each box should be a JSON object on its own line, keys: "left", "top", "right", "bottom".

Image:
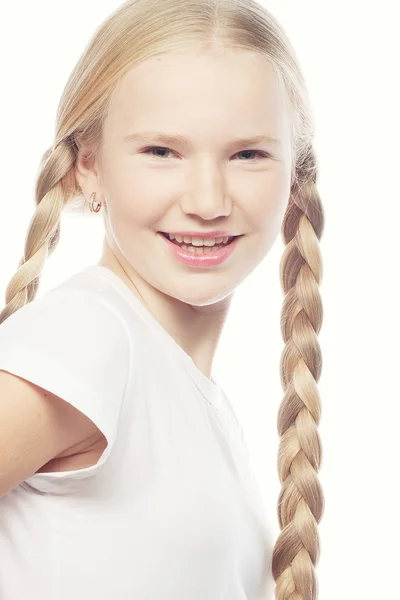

{"left": 0, "top": 287, "right": 131, "bottom": 492}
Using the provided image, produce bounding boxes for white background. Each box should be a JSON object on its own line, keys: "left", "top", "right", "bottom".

{"left": 0, "top": 1, "right": 399, "bottom": 598}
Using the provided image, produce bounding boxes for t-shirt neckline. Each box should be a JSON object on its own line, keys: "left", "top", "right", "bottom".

{"left": 84, "top": 265, "right": 223, "bottom": 409}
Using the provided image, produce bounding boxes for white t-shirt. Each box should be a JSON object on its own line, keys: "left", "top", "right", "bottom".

{"left": 0, "top": 264, "right": 274, "bottom": 599}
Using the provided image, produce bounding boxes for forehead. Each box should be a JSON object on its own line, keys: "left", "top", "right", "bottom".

{"left": 104, "top": 48, "right": 289, "bottom": 141}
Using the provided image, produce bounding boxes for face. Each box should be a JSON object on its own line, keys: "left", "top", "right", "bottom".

{"left": 77, "top": 46, "right": 292, "bottom": 309}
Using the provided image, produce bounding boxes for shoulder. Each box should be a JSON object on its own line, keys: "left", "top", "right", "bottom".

{"left": 1, "top": 279, "right": 130, "bottom": 343}
{"left": 0, "top": 281, "right": 132, "bottom": 405}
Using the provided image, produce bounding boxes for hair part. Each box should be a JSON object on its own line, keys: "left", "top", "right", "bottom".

{"left": 1, "top": 2, "right": 325, "bottom": 599}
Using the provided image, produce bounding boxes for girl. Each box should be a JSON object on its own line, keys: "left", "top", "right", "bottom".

{"left": 0, "top": 1, "right": 324, "bottom": 598}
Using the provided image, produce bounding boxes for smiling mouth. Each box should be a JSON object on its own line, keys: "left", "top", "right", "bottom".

{"left": 159, "top": 232, "right": 238, "bottom": 247}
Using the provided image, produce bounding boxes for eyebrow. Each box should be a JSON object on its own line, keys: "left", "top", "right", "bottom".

{"left": 123, "top": 131, "right": 282, "bottom": 148}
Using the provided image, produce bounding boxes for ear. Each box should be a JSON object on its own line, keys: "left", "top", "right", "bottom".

{"left": 75, "top": 146, "right": 103, "bottom": 199}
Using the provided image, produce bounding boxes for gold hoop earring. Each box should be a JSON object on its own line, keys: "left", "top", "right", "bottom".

{"left": 89, "top": 192, "right": 102, "bottom": 213}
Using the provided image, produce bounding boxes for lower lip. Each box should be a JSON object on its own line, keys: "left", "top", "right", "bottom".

{"left": 158, "top": 233, "right": 241, "bottom": 267}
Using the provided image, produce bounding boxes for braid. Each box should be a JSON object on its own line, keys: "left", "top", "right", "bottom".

{"left": 0, "top": 141, "right": 76, "bottom": 325}
{"left": 271, "top": 147, "right": 325, "bottom": 600}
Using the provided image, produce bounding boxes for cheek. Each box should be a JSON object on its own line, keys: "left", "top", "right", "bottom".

{"left": 248, "top": 171, "right": 291, "bottom": 242}
{"left": 104, "top": 167, "right": 168, "bottom": 225}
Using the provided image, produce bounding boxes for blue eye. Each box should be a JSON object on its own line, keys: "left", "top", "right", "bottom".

{"left": 141, "top": 146, "right": 270, "bottom": 161}
{"left": 143, "top": 146, "right": 172, "bottom": 159}
{"left": 236, "top": 149, "right": 270, "bottom": 161}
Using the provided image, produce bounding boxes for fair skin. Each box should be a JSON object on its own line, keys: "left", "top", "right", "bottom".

{"left": 75, "top": 45, "right": 292, "bottom": 380}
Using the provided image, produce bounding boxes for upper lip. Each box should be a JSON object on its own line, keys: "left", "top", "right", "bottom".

{"left": 160, "top": 231, "right": 240, "bottom": 238}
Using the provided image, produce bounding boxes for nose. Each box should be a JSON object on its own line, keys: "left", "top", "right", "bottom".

{"left": 179, "top": 165, "right": 232, "bottom": 221}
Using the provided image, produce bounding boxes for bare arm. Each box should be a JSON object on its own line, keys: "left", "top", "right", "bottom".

{"left": 0, "top": 369, "right": 105, "bottom": 497}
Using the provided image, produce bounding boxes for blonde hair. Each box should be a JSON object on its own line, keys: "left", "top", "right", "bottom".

{"left": 0, "top": 0, "right": 325, "bottom": 597}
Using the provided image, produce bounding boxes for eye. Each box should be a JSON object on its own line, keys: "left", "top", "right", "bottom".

{"left": 235, "top": 150, "right": 270, "bottom": 161}
{"left": 142, "top": 146, "right": 173, "bottom": 159}
{"left": 140, "top": 146, "right": 270, "bottom": 162}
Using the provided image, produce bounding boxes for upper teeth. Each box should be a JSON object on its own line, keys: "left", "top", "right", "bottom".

{"left": 167, "top": 233, "right": 232, "bottom": 246}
